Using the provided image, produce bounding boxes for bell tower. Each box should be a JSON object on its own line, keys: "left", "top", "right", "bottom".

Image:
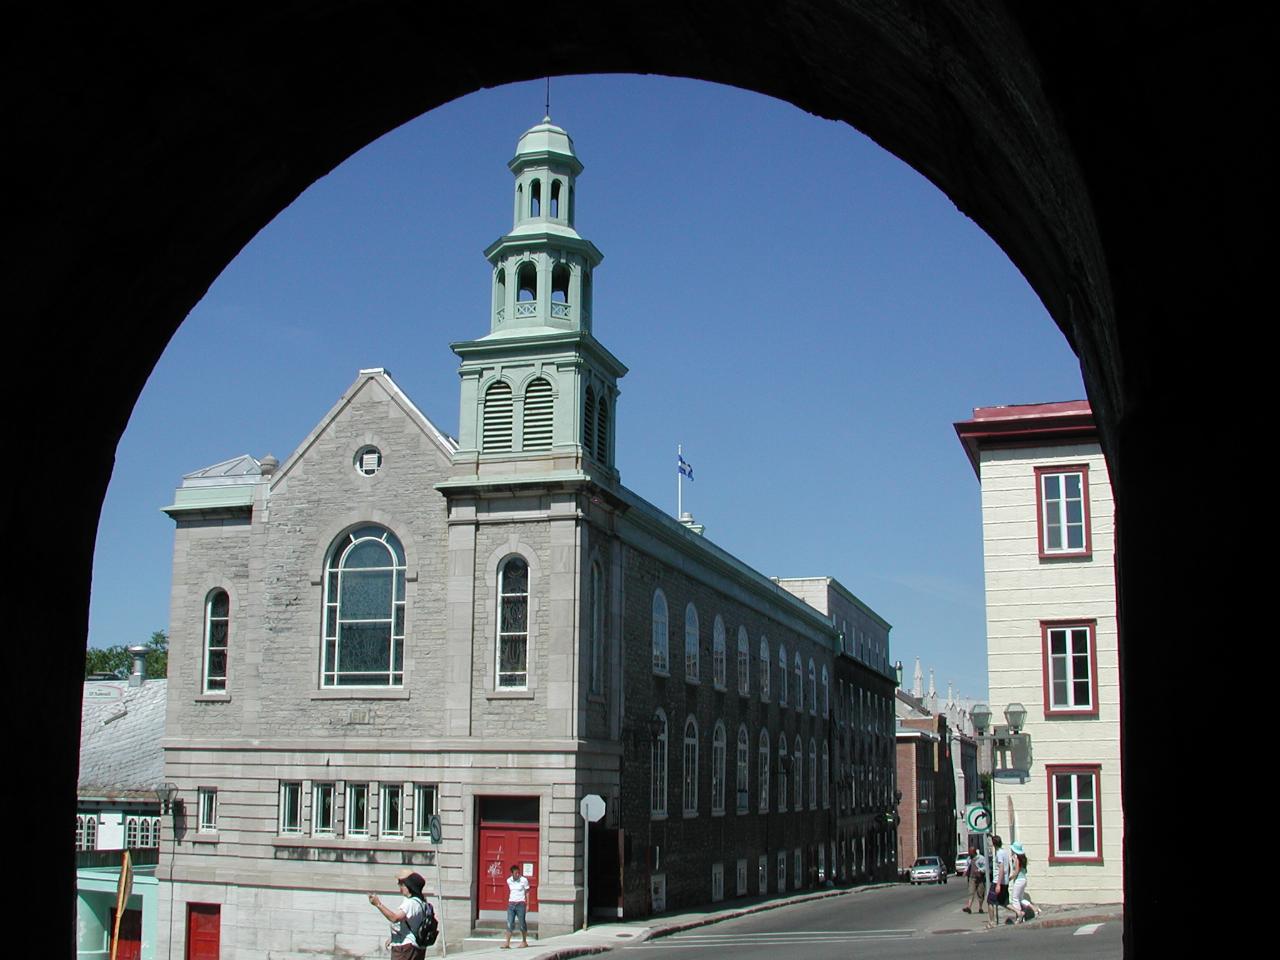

{"left": 449, "top": 118, "right": 627, "bottom": 486}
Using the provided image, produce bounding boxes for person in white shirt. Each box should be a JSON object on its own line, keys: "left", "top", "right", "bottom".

{"left": 369, "top": 869, "right": 427, "bottom": 960}
{"left": 502, "top": 864, "right": 531, "bottom": 949}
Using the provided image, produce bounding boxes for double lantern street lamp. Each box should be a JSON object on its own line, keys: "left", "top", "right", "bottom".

{"left": 968, "top": 702, "right": 1032, "bottom": 920}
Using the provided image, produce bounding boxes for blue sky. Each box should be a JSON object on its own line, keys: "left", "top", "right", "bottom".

{"left": 88, "top": 75, "right": 1085, "bottom": 700}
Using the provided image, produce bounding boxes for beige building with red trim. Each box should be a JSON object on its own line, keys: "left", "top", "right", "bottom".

{"left": 955, "top": 401, "right": 1123, "bottom": 905}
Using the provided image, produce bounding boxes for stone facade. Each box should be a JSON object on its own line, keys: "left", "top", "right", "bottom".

{"left": 156, "top": 118, "right": 897, "bottom": 960}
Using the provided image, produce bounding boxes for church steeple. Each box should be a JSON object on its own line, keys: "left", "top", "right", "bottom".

{"left": 449, "top": 118, "right": 626, "bottom": 484}
{"left": 485, "top": 117, "right": 601, "bottom": 336}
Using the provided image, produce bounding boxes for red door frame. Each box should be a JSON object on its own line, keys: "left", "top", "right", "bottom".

{"left": 186, "top": 903, "right": 221, "bottom": 960}
{"left": 477, "top": 820, "right": 540, "bottom": 915}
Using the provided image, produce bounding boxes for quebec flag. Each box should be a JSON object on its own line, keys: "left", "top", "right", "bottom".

{"left": 678, "top": 454, "right": 694, "bottom": 481}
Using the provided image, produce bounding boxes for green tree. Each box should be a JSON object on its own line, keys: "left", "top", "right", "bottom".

{"left": 85, "top": 630, "right": 168, "bottom": 679}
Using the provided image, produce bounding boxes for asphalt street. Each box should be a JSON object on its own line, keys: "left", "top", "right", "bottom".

{"left": 619, "top": 882, "right": 1122, "bottom": 960}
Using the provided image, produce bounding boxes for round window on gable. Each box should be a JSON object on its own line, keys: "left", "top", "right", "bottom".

{"left": 354, "top": 446, "right": 383, "bottom": 476}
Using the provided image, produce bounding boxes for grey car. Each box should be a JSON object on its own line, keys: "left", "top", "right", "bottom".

{"left": 909, "top": 855, "right": 947, "bottom": 884}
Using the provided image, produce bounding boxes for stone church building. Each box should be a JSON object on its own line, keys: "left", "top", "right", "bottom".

{"left": 158, "top": 118, "right": 897, "bottom": 958}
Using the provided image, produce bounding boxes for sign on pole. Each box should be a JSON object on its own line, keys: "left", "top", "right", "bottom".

{"left": 964, "top": 802, "right": 991, "bottom": 834}
{"left": 579, "top": 795, "right": 605, "bottom": 931}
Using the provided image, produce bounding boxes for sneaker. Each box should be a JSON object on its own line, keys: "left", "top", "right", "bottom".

{"left": 1005, "top": 918, "right": 1015, "bottom": 925}
{"left": 1024, "top": 908, "right": 1035, "bottom": 921}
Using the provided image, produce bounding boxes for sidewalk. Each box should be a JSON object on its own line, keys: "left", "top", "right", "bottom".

{"left": 443, "top": 884, "right": 1124, "bottom": 960}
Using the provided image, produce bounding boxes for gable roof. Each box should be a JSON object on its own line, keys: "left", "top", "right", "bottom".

{"left": 270, "top": 368, "right": 457, "bottom": 488}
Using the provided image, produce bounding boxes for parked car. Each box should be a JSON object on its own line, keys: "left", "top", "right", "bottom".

{"left": 909, "top": 855, "right": 947, "bottom": 884}
{"left": 955, "top": 852, "right": 970, "bottom": 876}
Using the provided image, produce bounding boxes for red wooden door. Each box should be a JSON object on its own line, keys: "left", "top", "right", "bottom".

{"left": 478, "top": 823, "right": 539, "bottom": 912}
{"left": 110, "top": 908, "right": 142, "bottom": 960}
{"left": 186, "top": 904, "right": 220, "bottom": 960}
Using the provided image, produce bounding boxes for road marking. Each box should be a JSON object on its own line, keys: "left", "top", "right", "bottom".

{"left": 637, "top": 930, "right": 916, "bottom": 948}
{"left": 1074, "top": 924, "right": 1104, "bottom": 936}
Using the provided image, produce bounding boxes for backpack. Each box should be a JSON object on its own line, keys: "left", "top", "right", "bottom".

{"left": 412, "top": 898, "right": 439, "bottom": 948}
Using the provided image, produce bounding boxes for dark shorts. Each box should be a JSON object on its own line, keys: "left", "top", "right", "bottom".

{"left": 391, "top": 944, "right": 425, "bottom": 960}
{"left": 506, "top": 901, "right": 527, "bottom": 932}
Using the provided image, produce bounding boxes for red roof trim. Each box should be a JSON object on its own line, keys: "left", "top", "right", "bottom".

{"left": 953, "top": 400, "right": 1097, "bottom": 474}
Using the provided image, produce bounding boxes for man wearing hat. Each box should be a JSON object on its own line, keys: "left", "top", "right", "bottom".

{"left": 369, "top": 868, "right": 428, "bottom": 959}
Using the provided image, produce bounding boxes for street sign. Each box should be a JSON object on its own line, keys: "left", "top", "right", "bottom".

{"left": 580, "top": 794, "right": 605, "bottom": 823}
{"left": 965, "top": 802, "right": 991, "bottom": 834}
{"left": 428, "top": 814, "right": 442, "bottom": 845}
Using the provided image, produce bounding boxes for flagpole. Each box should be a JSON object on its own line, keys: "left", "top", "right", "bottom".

{"left": 677, "top": 444, "right": 682, "bottom": 518}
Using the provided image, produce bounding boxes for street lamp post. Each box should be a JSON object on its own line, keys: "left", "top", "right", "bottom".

{"left": 968, "top": 703, "right": 1031, "bottom": 924}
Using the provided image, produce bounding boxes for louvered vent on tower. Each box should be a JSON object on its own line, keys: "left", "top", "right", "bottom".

{"left": 482, "top": 381, "right": 514, "bottom": 451}
{"left": 596, "top": 397, "right": 609, "bottom": 464}
{"left": 584, "top": 386, "right": 596, "bottom": 456}
{"left": 522, "top": 378, "right": 554, "bottom": 451}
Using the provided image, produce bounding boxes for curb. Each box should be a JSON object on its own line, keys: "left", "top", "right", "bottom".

{"left": 641, "top": 883, "right": 899, "bottom": 943}
{"left": 1015, "top": 911, "right": 1123, "bottom": 931}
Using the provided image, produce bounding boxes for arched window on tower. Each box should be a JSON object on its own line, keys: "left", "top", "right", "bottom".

{"left": 495, "top": 268, "right": 506, "bottom": 322}
{"left": 530, "top": 179, "right": 541, "bottom": 217}
{"left": 551, "top": 263, "right": 570, "bottom": 304}
{"left": 550, "top": 180, "right": 561, "bottom": 218}
{"left": 568, "top": 185, "right": 575, "bottom": 225}
{"left": 522, "top": 377, "right": 553, "bottom": 451}
{"left": 516, "top": 262, "right": 537, "bottom": 302}
{"left": 482, "top": 381, "right": 513, "bottom": 451}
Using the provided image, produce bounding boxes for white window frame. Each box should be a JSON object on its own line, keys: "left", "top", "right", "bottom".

{"left": 1038, "top": 466, "right": 1090, "bottom": 556}
{"left": 1045, "top": 622, "right": 1097, "bottom": 714}
{"left": 684, "top": 602, "right": 700, "bottom": 683}
{"left": 651, "top": 710, "right": 668, "bottom": 817}
{"left": 794, "top": 735, "right": 804, "bottom": 810}
{"left": 736, "top": 724, "right": 750, "bottom": 813}
{"left": 321, "top": 526, "right": 407, "bottom": 688}
{"left": 759, "top": 637, "right": 771, "bottom": 701}
{"left": 197, "top": 787, "right": 218, "bottom": 834}
{"left": 808, "top": 658, "right": 817, "bottom": 715}
{"left": 808, "top": 739, "right": 818, "bottom": 809}
{"left": 414, "top": 784, "right": 439, "bottom": 840}
{"left": 712, "top": 615, "right": 727, "bottom": 690}
{"left": 312, "top": 782, "right": 336, "bottom": 837}
{"left": 711, "top": 721, "right": 726, "bottom": 815}
{"left": 1050, "top": 766, "right": 1102, "bottom": 861}
{"left": 380, "top": 783, "right": 404, "bottom": 838}
{"left": 203, "top": 588, "right": 229, "bottom": 693}
{"left": 652, "top": 590, "right": 669, "bottom": 676}
{"left": 346, "top": 782, "right": 370, "bottom": 837}
{"left": 497, "top": 555, "right": 531, "bottom": 689}
{"left": 778, "top": 740, "right": 788, "bottom": 812}
{"left": 279, "top": 781, "right": 303, "bottom": 836}
{"left": 795, "top": 653, "right": 804, "bottom": 712}
{"left": 682, "top": 715, "right": 699, "bottom": 816}
{"left": 778, "top": 644, "right": 788, "bottom": 706}
{"left": 737, "top": 626, "right": 750, "bottom": 696}
{"left": 758, "top": 730, "right": 770, "bottom": 813}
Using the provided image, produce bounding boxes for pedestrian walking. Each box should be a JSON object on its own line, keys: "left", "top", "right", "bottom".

{"left": 985, "top": 835, "right": 1011, "bottom": 929}
{"left": 1008, "top": 842, "right": 1039, "bottom": 922}
{"left": 369, "top": 869, "right": 428, "bottom": 960}
{"left": 961, "top": 846, "right": 986, "bottom": 913}
{"left": 501, "top": 864, "right": 531, "bottom": 949}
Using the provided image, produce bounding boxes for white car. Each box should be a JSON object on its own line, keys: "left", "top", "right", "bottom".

{"left": 909, "top": 855, "right": 947, "bottom": 884}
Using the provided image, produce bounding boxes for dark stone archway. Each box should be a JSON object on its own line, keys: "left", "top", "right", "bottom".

{"left": 13, "top": 4, "right": 1256, "bottom": 954}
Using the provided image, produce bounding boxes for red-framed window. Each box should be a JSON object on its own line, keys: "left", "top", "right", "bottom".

{"left": 1040, "top": 620, "right": 1100, "bottom": 717}
{"left": 1034, "top": 464, "right": 1092, "bottom": 559}
{"left": 1046, "top": 764, "right": 1103, "bottom": 863}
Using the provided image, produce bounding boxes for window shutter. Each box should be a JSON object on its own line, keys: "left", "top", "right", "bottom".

{"left": 483, "top": 382, "right": 513, "bottom": 451}
{"left": 522, "top": 378, "right": 554, "bottom": 451}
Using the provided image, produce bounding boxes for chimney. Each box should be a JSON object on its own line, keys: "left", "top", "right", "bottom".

{"left": 127, "top": 645, "right": 149, "bottom": 687}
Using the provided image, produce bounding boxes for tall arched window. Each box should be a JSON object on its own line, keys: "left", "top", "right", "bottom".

{"left": 682, "top": 716, "right": 699, "bottom": 815}
{"left": 759, "top": 638, "right": 771, "bottom": 701}
{"left": 550, "top": 179, "right": 562, "bottom": 218}
{"left": 529, "top": 178, "right": 541, "bottom": 217}
{"left": 551, "top": 263, "right": 570, "bottom": 303}
{"left": 794, "top": 735, "right": 804, "bottom": 810}
{"left": 808, "top": 658, "right": 817, "bottom": 716}
{"left": 712, "top": 615, "right": 727, "bottom": 690}
{"left": 736, "top": 724, "right": 750, "bottom": 813}
{"left": 711, "top": 721, "right": 726, "bottom": 814}
{"left": 778, "top": 644, "right": 788, "bottom": 706}
{"left": 778, "top": 739, "right": 789, "bottom": 812}
{"left": 684, "top": 602, "right": 700, "bottom": 683}
{"left": 522, "top": 377, "right": 554, "bottom": 451}
{"left": 596, "top": 397, "right": 609, "bottom": 463}
{"left": 822, "top": 740, "right": 830, "bottom": 809}
{"left": 809, "top": 739, "right": 818, "bottom": 809}
{"left": 822, "top": 666, "right": 830, "bottom": 719}
{"left": 495, "top": 267, "right": 506, "bottom": 320}
{"left": 497, "top": 556, "right": 530, "bottom": 689}
{"left": 589, "top": 561, "right": 604, "bottom": 696}
{"left": 203, "top": 588, "right": 229, "bottom": 693}
{"left": 737, "top": 626, "right": 750, "bottom": 696}
{"left": 795, "top": 653, "right": 804, "bottom": 712}
{"left": 482, "top": 380, "right": 514, "bottom": 451}
{"left": 321, "top": 526, "right": 406, "bottom": 687}
{"left": 651, "top": 709, "right": 668, "bottom": 816}
{"left": 758, "top": 730, "right": 770, "bottom": 813}
{"left": 652, "top": 589, "right": 669, "bottom": 675}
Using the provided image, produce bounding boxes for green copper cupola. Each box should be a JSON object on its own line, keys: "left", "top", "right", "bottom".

{"left": 485, "top": 117, "right": 602, "bottom": 335}
{"left": 449, "top": 118, "right": 626, "bottom": 486}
